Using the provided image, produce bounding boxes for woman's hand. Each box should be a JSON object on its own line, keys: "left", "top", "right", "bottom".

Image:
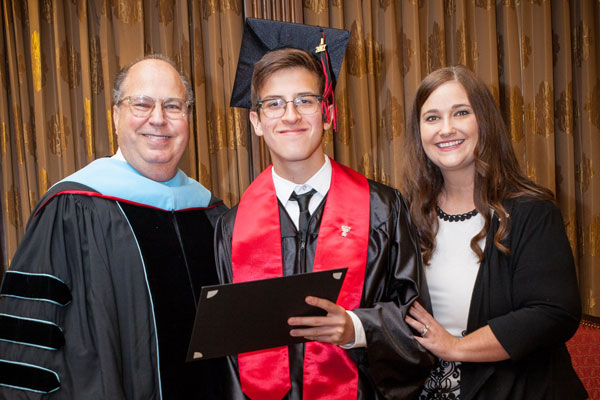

{"left": 405, "top": 301, "right": 511, "bottom": 363}
{"left": 405, "top": 301, "right": 461, "bottom": 361}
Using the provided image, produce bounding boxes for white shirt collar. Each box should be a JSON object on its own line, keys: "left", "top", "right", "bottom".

{"left": 112, "top": 148, "right": 126, "bottom": 162}
{"left": 272, "top": 155, "right": 331, "bottom": 205}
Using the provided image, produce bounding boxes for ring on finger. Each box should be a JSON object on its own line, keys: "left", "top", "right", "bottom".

{"left": 421, "top": 324, "right": 429, "bottom": 337}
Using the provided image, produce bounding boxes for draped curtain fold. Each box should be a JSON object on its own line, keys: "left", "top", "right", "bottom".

{"left": 0, "top": 0, "right": 598, "bottom": 316}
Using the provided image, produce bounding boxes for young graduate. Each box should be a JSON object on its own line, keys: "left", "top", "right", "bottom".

{"left": 215, "top": 18, "right": 435, "bottom": 400}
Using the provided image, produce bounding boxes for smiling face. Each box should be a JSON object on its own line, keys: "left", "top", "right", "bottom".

{"left": 113, "top": 59, "right": 189, "bottom": 182}
{"left": 249, "top": 67, "right": 330, "bottom": 182}
{"left": 419, "top": 80, "right": 479, "bottom": 182}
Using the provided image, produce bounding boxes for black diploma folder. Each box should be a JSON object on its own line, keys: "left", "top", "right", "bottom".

{"left": 186, "top": 268, "right": 348, "bottom": 361}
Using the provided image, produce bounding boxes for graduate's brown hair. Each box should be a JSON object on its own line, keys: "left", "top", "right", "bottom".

{"left": 250, "top": 48, "right": 325, "bottom": 110}
{"left": 401, "top": 65, "right": 554, "bottom": 265}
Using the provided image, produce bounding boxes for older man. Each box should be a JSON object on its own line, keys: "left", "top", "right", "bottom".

{"left": 0, "top": 56, "right": 227, "bottom": 399}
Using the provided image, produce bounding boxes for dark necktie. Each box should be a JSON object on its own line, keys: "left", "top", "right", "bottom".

{"left": 289, "top": 189, "right": 316, "bottom": 235}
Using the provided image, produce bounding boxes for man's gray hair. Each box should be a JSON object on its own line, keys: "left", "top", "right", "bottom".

{"left": 112, "top": 54, "right": 194, "bottom": 106}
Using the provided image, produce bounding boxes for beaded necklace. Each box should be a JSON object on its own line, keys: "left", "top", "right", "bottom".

{"left": 436, "top": 206, "right": 478, "bottom": 222}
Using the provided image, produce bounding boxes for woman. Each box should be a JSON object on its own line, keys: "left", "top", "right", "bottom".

{"left": 402, "top": 65, "right": 587, "bottom": 400}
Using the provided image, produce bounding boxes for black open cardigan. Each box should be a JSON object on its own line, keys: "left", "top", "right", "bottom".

{"left": 460, "top": 197, "right": 587, "bottom": 400}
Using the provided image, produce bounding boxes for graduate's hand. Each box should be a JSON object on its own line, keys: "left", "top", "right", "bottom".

{"left": 405, "top": 301, "right": 460, "bottom": 361}
{"left": 288, "top": 296, "right": 355, "bottom": 346}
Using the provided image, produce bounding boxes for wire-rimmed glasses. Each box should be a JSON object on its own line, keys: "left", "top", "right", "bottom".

{"left": 257, "top": 94, "right": 322, "bottom": 119}
{"left": 118, "top": 95, "right": 191, "bottom": 119}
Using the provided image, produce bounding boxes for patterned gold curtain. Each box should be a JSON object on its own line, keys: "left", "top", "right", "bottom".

{"left": 0, "top": 0, "right": 245, "bottom": 261}
{"left": 0, "top": 0, "right": 598, "bottom": 316}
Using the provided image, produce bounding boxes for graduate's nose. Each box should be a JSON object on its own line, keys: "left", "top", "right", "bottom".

{"left": 281, "top": 101, "right": 302, "bottom": 123}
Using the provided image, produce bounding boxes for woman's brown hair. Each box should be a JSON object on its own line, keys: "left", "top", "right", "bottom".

{"left": 402, "top": 65, "right": 554, "bottom": 265}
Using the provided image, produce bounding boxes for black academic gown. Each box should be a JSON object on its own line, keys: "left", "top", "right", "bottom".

{"left": 0, "top": 181, "right": 229, "bottom": 399}
{"left": 215, "top": 180, "right": 436, "bottom": 400}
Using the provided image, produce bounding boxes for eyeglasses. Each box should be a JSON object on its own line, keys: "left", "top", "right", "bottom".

{"left": 118, "top": 95, "right": 191, "bottom": 119}
{"left": 257, "top": 95, "right": 322, "bottom": 119}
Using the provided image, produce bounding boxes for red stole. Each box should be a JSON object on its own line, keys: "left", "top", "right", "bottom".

{"left": 231, "top": 158, "right": 370, "bottom": 400}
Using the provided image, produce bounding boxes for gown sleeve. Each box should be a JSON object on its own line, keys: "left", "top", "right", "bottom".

{"left": 351, "top": 186, "right": 436, "bottom": 399}
{"left": 0, "top": 191, "right": 142, "bottom": 399}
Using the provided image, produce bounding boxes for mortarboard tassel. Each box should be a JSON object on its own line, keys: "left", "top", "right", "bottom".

{"left": 315, "top": 33, "right": 338, "bottom": 132}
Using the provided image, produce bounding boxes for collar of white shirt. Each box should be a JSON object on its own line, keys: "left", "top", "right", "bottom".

{"left": 272, "top": 155, "right": 331, "bottom": 228}
{"left": 112, "top": 148, "right": 126, "bottom": 162}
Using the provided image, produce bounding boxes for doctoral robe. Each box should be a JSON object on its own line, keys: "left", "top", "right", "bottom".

{"left": 0, "top": 158, "right": 228, "bottom": 399}
{"left": 215, "top": 179, "right": 436, "bottom": 400}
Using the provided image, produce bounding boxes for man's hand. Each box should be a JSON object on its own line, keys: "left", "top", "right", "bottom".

{"left": 288, "top": 296, "right": 355, "bottom": 346}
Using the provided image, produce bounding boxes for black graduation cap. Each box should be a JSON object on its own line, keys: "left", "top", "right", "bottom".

{"left": 230, "top": 18, "right": 350, "bottom": 131}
